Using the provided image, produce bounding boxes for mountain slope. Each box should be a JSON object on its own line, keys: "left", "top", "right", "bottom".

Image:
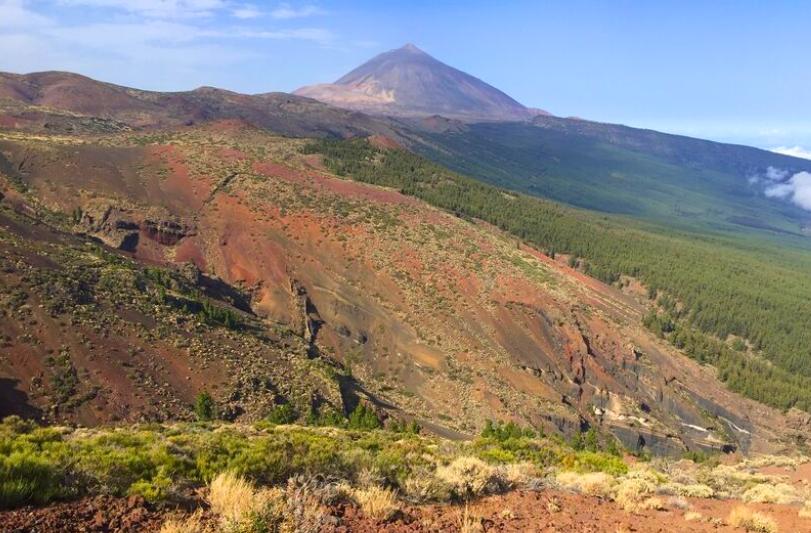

{"left": 0, "top": 70, "right": 399, "bottom": 139}
{"left": 409, "top": 118, "right": 811, "bottom": 235}
{"left": 295, "top": 44, "right": 536, "bottom": 121}
{"left": 2, "top": 123, "right": 805, "bottom": 455}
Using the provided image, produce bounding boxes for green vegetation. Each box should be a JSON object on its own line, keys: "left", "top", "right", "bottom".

{"left": 0, "top": 416, "right": 631, "bottom": 509}
{"left": 347, "top": 403, "right": 382, "bottom": 430}
{"left": 266, "top": 403, "right": 297, "bottom": 425}
{"left": 195, "top": 392, "right": 216, "bottom": 421}
{"left": 304, "top": 138, "right": 811, "bottom": 412}
{"left": 415, "top": 120, "right": 811, "bottom": 234}
{"left": 144, "top": 267, "right": 243, "bottom": 330}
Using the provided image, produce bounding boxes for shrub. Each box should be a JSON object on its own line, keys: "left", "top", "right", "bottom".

{"left": 347, "top": 404, "right": 381, "bottom": 430}
{"left": 0, "top": 452, "right": 66, "bottom": 508}
{"left": 351, "top": 486, "right": 399, "bottom": 521}
{"left": 457, "top": 504, "right": 483, "bottom": 533}
{"left": 481, "top": 420, "right": 535, "bottom": 441}
{"left": 278, "top": 476, "right": 329, "bottom": 533}
{"left": 267, "top": 404, "right": 297, "bottom": 425}
{"left": 614, "top": 477, "right": 655, "bottom": 512}
{"left": 497, "top": 462, "right": 539, "bottom": 488}
{"left": 195, "top": 392, "right": 216, "bottom": 421}
{"left": 560, "top": 450, "right": 628, "bottom": 476}
{"left": 436, "top": 456, "right": 502, "bottom": 500}
{"left": 728, "top": 506, "right": 778, "bottom": 533}
{"left": 556, "top": 471, "right": 615, "bottom": 498}
{"left": 742, "top": 455, "right": 804, "bottom": 469}
{"left": 661, "top": 482, "right": 714, "bottom": 499}
{"left": 742, "top": 482, "right": 800, "bottom": 505}
{"left": 127, "top": 468, "right": 173, "bottom": 503}
{"left": 640, "top": 496, "right": 666, "bottom": 510}
{"left": 401, "top": 469, "right": 451, "bottom": 503}
{"left": 208, "top": 471, "right": 280, "bottom": 530}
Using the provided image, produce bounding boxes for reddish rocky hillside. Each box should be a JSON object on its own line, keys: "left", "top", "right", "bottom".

{"left": 0, "top": 71, "right": 399, "bottom": 138}
{"left": 0, "top": 122, "right": 806, "bottom": 456}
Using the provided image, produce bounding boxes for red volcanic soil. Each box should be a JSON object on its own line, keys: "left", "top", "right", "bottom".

{"left": 3, "top": 485, "right": 811, "bottom": 533}
{"left": 147, "top": 144, "right": 212, "bottom": 212}
{"left": 368, "top": 134, "right": 402, "bottom": 150}
{"left": 0, "top": 495, "right": 173, "bottom": 533}
{"left": 334, "top": 489, "right": 809, "bottom": 533}
{"left": 252, "top": 160, "right": 414, "bottom": 206}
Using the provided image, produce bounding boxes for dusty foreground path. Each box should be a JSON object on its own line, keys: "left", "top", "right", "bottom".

{"left": 4, "top": 489, "right": 808, "bottom": 533}
{"left": 334, "top": 489, "right": 810, "bottom": 532}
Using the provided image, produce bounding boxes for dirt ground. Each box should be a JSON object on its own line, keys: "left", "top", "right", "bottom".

{"left": 333, "top": 489, "right": 811, "bottom": 533}
{"left": 3, "top": 488, "right": 809, "bottom": 533}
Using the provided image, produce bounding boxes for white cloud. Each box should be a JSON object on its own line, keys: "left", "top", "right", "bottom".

{"left": 57, "top": 0, "right": 228, "bottom": 18}
{"left": 239, "top": 27, "right": 333, "bottom": 44}
{"left": 771, "top": 146, "right": 811, "bottom": 161}
{"left": 791, "top": 172, "right": 811, "bottom": 210}
{"left": 764, "top": 182, "right": 793, "bottom": 199}
{"left": 270, "top": 3, "right": 324, "bottom": 19}
{"left": 764, "top": 171, "right": 811, "bottom": 210}
{"left": 765, "top": 166, "right": 789, "bottom": 181}
{"left": 233, "top": 4, "right": 261, "bottom": 18}
{"left": 0, "top": 0, "right": 53, "bottom": 28}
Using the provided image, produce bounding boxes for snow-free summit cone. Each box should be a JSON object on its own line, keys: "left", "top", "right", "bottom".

{"left": 295, "top": 43, "right": 540, "bottom": 121}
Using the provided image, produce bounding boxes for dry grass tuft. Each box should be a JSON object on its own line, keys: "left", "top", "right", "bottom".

{"left": 457, "top": 504, "right": 483, "bottom": 533}
{"left": 436, "top": 456, "right": 502, "bottom": 499}
{"left": 800, "top": 501, "right": 811, "bottom": 518}
{"left": 351, "top": 486, "right": 400, "bottom": 521}
{"left": 639, "top": 496, "right": 666, "bottom": 511}
{"left": 614, "top": 477, "right": 655, "bottom": 513}
{"left": 207, "top": 472, "right": 327, "bottom": 533}
{"left": 556, "top": 471, "right": 615, "bottom": 498}
{"left": 401, "top": 468, "right": 451, "bottom": 503}
{"left": 683, "top": 511, "right": 703, "bottom": 522}
{"left": 661, "top": 482, "right": 715, "bottom": 498}
{"left": 742, "top": 455, "right": 804, "bottom": 469}
{"left": 160, "top": 510, "right": 212, "bottom": 533}
{"left": 665, "top": 495, "right": 689, "bottom": 510}
{"left": 497, "top": 461, "right": 539, "bottom": 488}
{"left": 742, "top": 482, "right": 800, "bottom": 504}
{"left": 281, "top": 476, "right": 331, "bottom": 533}
{"left": 728, "top": 506, "right": 779, "bottom": 533}
{"left": 208, "top": 471, "right": 279, "bottom": 527}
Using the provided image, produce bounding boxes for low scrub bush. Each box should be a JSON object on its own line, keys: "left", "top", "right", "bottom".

{"left": 556, "top": 471, "right": 615, "bottom": 498}
{"left": 614, "top": 477, "right": 655, "bottom": 512}
{"left": 728, "top": 505, "right": 778, "bottom": 533}
{"left": 559, "top": 451, "right": 628, "bottom": 476}
{"left": 351, "top": 486, "right": 399, "bottom": 521}
{"left": 742, "top": 482, "right": 800, "bottom": 504}
{"left": 436, "top": 456, "right": 503, "bottom": 500}
{"left": 660, "top": 481, "right": 714, "bottom": 498}
{"left": 400, "top": 468, "right": 451, "bottom": 503}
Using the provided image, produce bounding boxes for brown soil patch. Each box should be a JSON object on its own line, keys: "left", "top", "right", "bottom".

{"left": 332, "top": 489, "right": 809, "bottom": 532}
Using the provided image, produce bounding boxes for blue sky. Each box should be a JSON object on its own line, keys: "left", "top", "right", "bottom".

{"left": 1, "top": 0, "right": 810, "bottom": 153}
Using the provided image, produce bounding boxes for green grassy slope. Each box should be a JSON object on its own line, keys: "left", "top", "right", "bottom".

{"left": 304, "top": 138, "right": 811, "bottom": 412}
{"left": 411, "top": 121, "right": 811, "bottom": 237}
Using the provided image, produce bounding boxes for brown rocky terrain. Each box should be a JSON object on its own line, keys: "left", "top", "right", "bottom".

{"left": 4, "top": 459, "right": 811, "bottom": 533}
{"left": 0, "top": 121, "right": 806, "bottom": 457}
{"left": 0, "top": 71, "right": 400, "bottom": 138}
